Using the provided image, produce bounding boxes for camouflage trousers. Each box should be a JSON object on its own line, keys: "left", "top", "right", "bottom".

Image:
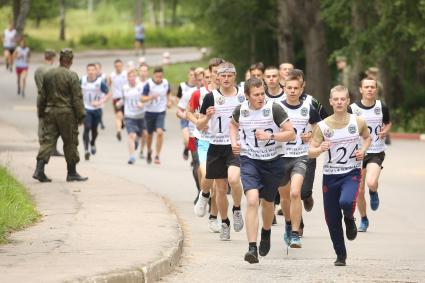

{"left": 36, "top": 108, "right": 80, "bottom": 164}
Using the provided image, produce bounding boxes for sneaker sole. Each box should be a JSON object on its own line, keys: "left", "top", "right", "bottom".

{"left": 219, "top": 237, "right": 230, "bottom": 241}
{"left": 334, "top": 261, "right": 346, "bottom": 266}
{"left": 234, "top": 226, "right": 243, "bottom": 232}
{"left": 244, "top": 253, "right": 259, "bottom": 264}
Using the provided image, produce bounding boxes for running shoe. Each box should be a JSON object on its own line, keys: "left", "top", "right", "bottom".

{"left": 220, "top": 222, "right": 230, "bottom": 241}
{"left": 139, "top": 151, "right": 145, "bottom": 159}
{"left": 116, "top": 132, "right": 122, "bottom": 141}
{"left": 84, "top": 151, "right": 90, "bottom": 161}
{"left": 233, "top": 210, "right": 244, "bottom": 232}
{"left": 289, "top": 232, "right": 302, "bottom": 248}
{"left": 283, "top": 224, "right": 292, "bottom": 246}
{"left": 334, "top": 255, "right": 347, "bottom": 266}
{"left": 244, "top": 246, "right": 259, "bottom": 264}
{"left": 147, "top": 151, "right": 152, "bottom": 164}
{"left": 183, "top": 148, "right": 189, "bottom": 160}
{"left": 128, "top": 156, "right": 136, "bottom": 165}
{"left": 154, "top": 156, "right": 160, "bottom": 164}
{"left": 208, "top": 219, "right": 221, "bottom": 233}
{"left": 358, "top": 217, "right": 369, "bottom": 232}
{"left": 259, "top": 231, "right": 271, "bottom": 256}
{"left": 344, "top": 217, "right": 357, "bottom": 240}
{"left": 194, "top": 191, "right": 208, "bottom": 217}
{"left": 370, "top": 191, "right": 380, "bottom": 211}
{"left": 303, "top": 196, "right": 314, "bottom": 212}
{"left": 91, "top": 145, "right": 96, "bottom": 155}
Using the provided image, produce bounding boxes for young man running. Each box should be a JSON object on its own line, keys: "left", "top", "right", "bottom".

{"left": 95, "top": 62, "right": 107, "bottom": 130}
{"left": 141, "top": 66, "right": 171, "bottom": 164}
{"left": 264, "top": 66, "right": 285, "bottom": 102}
{"left": 278, "top": 62, "right": 294, "bottom": 87}
{"left": 13, "top": 37, "right": 30, "bottom": 97}
{"left": 108, "top": 59, "right": 127, "bottom": 141}
{"left": 249, "top": 62, "right": 265, "bottom": 80}
{"left": 195, "top": 61, "right": 245, "bottom": 240}
{"left": 176, "top": 67, "right": 198, "bottom": 160}
{"left": 277, "top": 75, "right": 321, "bottom": 248}
{"left": 137, "top": 63, "right": 150, "bottom": 159}
{"left": 2, "top": 22, "right": 17, "bottom": 72}
{"left": 119, "top": 69, "right": 146, "bottom": 164}
{"left": 189, "top": 58, "right": 224, "bottom": 233}
{"left": 309, "top": 85, "right": 371, "bottom": 266}
{"left": 230, "top": 77, "right": 295, "bottom": 263}
{"left": 81, "top": 63, "right": 110, "bottom": 160}
{"left": 349, "top": 78, "right": 391, "bottom": 232}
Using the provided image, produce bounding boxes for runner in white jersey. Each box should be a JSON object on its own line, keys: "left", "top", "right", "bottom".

{"left": 134, "top": 20, "right": 145, "bottom": 56}
{"left": 176, "top": 67, "right": 198, "bottom": 160}
{"left": 136, "top": 63, "right": 150, "bottom": 159}
{"left": 264, "top": 66, "right": 285, "bottom": 103}
{"left": 230, "top": 77, "right": 295, "bottom": 263}
{"left": 278, "top": 62, "right": 294, "bottom": 88}
{"left": 81, "top": 63, "right": 110, "bottom": 160}
{"left": 348, "top": 78, "right": 391, "bottom": 232}
{"left": 189, "top": 58, "right": 224, "bottom": 233}
{"left": 95, "top": 62, "right": 107, "bottom": 130}
{"left": 2, "top": 22, "right": 17, "bottom": 72}
{"left": 119, "top": 69, "right": 146, "bottom": 164}
{"left": 108, "top": 59, "right": 127, "bottom": 141}
{"left": 277, "top": 75, "right": 321, "bottom": 248}
{"left": 13, "top": 37, "right": 30, "bottom": 97}
{"left": 195, "top": 61, "right": 245, "bottom": 241}
{"left": 309, "top": 85, "right": 371, "bottom": 266}
{"left": 141, "top": 66, "right": 171, "bottom": 164}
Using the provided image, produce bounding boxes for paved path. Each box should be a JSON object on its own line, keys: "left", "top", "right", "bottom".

{"left": 0, "top": 49, "right": 424, "bottom": 282}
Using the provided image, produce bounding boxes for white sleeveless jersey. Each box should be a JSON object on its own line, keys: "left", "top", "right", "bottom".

{"left": 110, "top": 70, "right": 127, "bottom": 99}
{"left": 239, "top": 100, "right": 284, "bottom": 160}
{"left": 3, "top": 29, "right": 16, "bottom": 48}
{"left": 193, "top": 86, "right": 212, "bottom": 140}
{"left": 318, "top": 114, "right": 362, "bottom": 175}
{"left": 144, "top": 78, "right": 170, "bottom": 113}
{"left": 279, "top": 100, "right": 311, "bottom": 157}
{"left": 265, "top": 92, "right": 286, "bottom": 104}
{"left": 208, "top": 88, "right": 245, "bottom": 145}
{"left": 178, "top": 82, "right": 198, "bottom": 110}
{"left": 122, "top": 82, "right": 145, "bottom": 119}
{"left": 81, "top": 76, "right": 105, "bottom": 110}
{"left": 350, "top": 100, "right": 385, "bottom": 153}
{"left": 15, "top": 46, "right": 30, "bottom": 68}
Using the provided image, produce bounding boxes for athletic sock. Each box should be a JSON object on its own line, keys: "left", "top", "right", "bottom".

{"left": 261, "top": 228, "right": 271, "bottom": 240}
{"left": 361, "top": 216, "right": 368, "bottom": 221}
{"left": 201, "top": 192, "right": 210, "bottom": 198}
{"left": 292, "top": 231, "right": 299, "bottom": 235}
{"left": 369, "top": 190, "right": 377, "bottom": 195}
{"left": 209, "top": 214, "right": 217, "bottom": 220}
{"left": 249, "top": 242, "right": 257, "bottom": 248}
{"left": 232, "top": 205, "right": 241, "bottom": 213}
{"left": 222, "top": 218, "right": 230, "bottom": 226}
{"left": 285, "top": 220, "right": 292, "bottom": 226}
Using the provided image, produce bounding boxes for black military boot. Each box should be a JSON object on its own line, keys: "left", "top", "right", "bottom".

{"left": 32, "top": 160, "right": 52, "bottom": 182}
{"left": 66, "top": 163, "right": 88, "bottom": 182}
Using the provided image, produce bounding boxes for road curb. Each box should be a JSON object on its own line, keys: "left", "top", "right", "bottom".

{"left": 81, "top": 195, "right": 184, "bottom": 283}
{"left": 391, "top": 132, "right": 425, "bottom": 141}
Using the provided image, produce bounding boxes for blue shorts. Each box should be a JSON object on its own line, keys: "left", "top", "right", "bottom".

{"left": 145, "top": 111, "right": 166, "bottom": 134}
{"left": 197, "top": 139, "right": 210, "bottom": 164}
{"left": 180, "top": 119, "right": 189, "bottom": 129}
{"left": 84, "top": 109, "right": 102, "bottom": 129}
{"left": 125, "top": 117, "right": 146, "bottom": 136}
{"left": 240, "top": 156, "right": 284, "bottom": 202}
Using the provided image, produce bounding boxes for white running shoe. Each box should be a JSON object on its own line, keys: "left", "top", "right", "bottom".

{"left": 208, "top": 219, "right": 221, "bottom": 233}
{"left": 194, "top": 191, "right": 208, "bottom": 217}
{"left": 220, "top": 222, "right": 230, "bottom": 241}
{"left": 233, "top": 210, "right": 244, "bottom": 232}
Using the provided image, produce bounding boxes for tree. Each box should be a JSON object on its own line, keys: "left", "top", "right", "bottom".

{"left": 13, "top": 0, "right": 31, "bottom": 36}
{"left": 28, "top": 0, "right": 59, "bottom": 28}
{"left": 59, "top": 0, "right": 66, "bottom": 40}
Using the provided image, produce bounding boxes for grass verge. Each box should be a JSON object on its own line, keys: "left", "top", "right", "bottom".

{"left": 0, "top": 166, "right": 39, "bottom": 244}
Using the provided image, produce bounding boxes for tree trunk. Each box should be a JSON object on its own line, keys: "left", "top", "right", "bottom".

{"left": 171, "top": 0, "right": 178, "bottom": 26}
{"left": 14, "top": 0, "right": 31, "bottom": 36}
{"left": 13, "top": 0, "right": 20, "bottom": 27}
{"left": 135, "top": 0, "right": 142, "bottom": 22}
{"left": 36, "top": 17, "right": 41, "bottom": 28}
{"left": 59, "top": 0, "right": 66, "bottom": 41}
{"left": 250, "top": 30, "right": 256, "bottom": 64}
{"left": 159, "top": 0, "right": 165, "bottom": 28}
{"left": 148, "top": 0, "right": 156, "bottom": 26}
{"left": 276, "top": 0, "right": 295, "bottom": 63}
{"left": 88, "top": 0, "right": 93, "bottom": 15}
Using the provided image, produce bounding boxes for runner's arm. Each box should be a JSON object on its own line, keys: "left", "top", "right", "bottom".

{"left": 308, "top": 126, "right": 328, "bottom": 158}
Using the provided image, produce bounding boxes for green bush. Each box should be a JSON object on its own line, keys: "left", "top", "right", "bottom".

{"left": 392, "top": 107, "right": 425, "bottom": 133}
{"left": 79, "top": 32, "right": 109, "bottom": 47}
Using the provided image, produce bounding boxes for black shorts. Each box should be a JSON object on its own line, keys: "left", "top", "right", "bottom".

{"left": 301, "top": 158, "right": 316, "bottom": 200}
{"left": 135, "top": 37, "right": 144, "bottom": 43}
{"left": 112, "top": 98, "right": 124, "bottom": 113}
{"left": 206, "top": 144, "right": 240, "bottom": 179}
{"left": 4, "top": 46, "right": 15, "bottom": 54}
{"left": 363, "top": 152, "right": 385, "bottom": 169}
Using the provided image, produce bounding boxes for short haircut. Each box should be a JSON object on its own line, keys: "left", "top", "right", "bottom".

{"left": 279, "top": 62, "right": 294, "bottom": 68}
{"left": 265, "top": 66, "right": 278, "bottom": 72}
{"left": 87, "top": 63, "right": 96, "bottom": 69}
{"left": 330, "top": 85, "right": 349, "bottom": 98}
{"left": 249, "top": 62, "right": 265, "bottom": 72}
{"left": 189, "top": 67, "right": 196, "bottom": 72}
{"left": 285, "top": 74, "right": 302, "bottom": 84}
{"left": 288, "top": 69, "right": 305, "bottom": 81}
{"left": 360, "top": 77, "right": 378, "bottom": 88}
{"left": 44, "top": 49, "right": 56, "bottom": 60}
{"left": 244, "top": 77, "right": 263, "bottom": 95}
{"left": 95, "top": 62, "right": 101, "bottom": 67}
{"left": 127, "top": 69, "right": 136, "bottom": 76}
{"left": 114, "top": 59, "right": 123, "bottom": 64}
{"left": 153, "top": 66, "right": 163, "bottom": 73}
{"left": 194, "top": 67, "right": 204, "bottom": 76}
{"left": 208, "top": 57, "right": 225, "bottom": 71}
{"left": 139, "top": 63, "right": 149, "bottom": 69}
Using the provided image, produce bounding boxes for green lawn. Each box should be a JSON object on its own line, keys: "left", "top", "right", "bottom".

{"left": 0, "top": 166, "right": 39, "bottom": 244}
{"left": 163, "top": 59, "right": 209, "bottom": 94}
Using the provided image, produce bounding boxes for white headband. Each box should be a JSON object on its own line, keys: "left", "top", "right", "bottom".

{"left": 217, "top": 66, "right": 236, "bottom": 74}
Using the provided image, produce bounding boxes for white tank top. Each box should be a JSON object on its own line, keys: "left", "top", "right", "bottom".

{"left": 193, "top": 86, "right": 212, "bottom": 140}
{"left": 123, "top": 82, "right": 145, "bottom": 119}
{"left": 318, "top": 114, "right": 362, "bottom": 175}
{"left": 3, "top": 29, "right": 16, "bottom": 48}
{"left": 208, "top": 88, "right": 245, "bottom": 145}
{"left": 178, "top": 82, "right": 198, "bottom": 110}
{"left": 350, "top": 100, "right": 385, "bottom": 153}
{"left": 110, "top": 70, "right": 128, "bottom": 99}
{"left": 279, "top": 100, "right": 312, "bottom": 157}
{"left": 239, "top": 100, "right": 284, "bottom": 160}
{"left": 81, "top": 76, "right": 105, "bottom": 110}
{"left": 15, "top": 46, "right": 30, "bottom": 68}
{"left": 144, "top": 78, "right": 169, "bottom": 113}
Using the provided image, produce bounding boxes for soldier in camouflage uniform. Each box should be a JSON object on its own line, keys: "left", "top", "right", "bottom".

{"left": 33, "top": 48, "right": 88, "bottom": 182}
{"left": 34, "top": 49, "right": 63, "bottom": 156}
